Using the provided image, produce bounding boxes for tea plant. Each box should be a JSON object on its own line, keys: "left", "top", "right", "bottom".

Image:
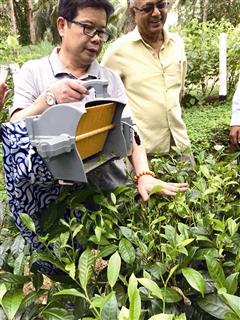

{"left": 0, "top": 149, "right": 239, "bottom": 320}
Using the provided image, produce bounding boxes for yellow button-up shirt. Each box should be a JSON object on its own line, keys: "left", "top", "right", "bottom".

{"left": 102, "top": 27, "right": 191, "bottom": 154}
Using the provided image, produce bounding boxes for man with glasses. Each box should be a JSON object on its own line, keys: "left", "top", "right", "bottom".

{"left": 8, "top": 0, "right": 188, "bottom": 201}
{"left": 102, "top": 0, "right": 193, "bottom": 161}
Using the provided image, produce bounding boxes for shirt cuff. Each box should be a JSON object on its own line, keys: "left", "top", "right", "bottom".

{"left": 230, "top": 111, "right": 240, "bottom": 126}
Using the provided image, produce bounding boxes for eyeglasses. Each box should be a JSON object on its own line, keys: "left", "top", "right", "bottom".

{"left": 134, "top": 1, "right": 169, "bottom": 14}
{"left": 67, "top": 20, "right": 109, "bottom": 42}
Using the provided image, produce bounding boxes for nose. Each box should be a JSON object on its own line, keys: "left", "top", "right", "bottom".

{"left": 90, "top": 32, "right": 101, "bottom": 43}
{"left": 152, "top": 5, "right": 161, "bottom": 16}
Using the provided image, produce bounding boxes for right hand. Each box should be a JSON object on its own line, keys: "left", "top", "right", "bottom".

{"left": 229, "top": 125, "right": 240, "bottom": 149}
{"left": 137, "top": 175, "right": 188, "bottom": 201}
{"left": 50, "top": 79, "right": 89, "bottom": 104}
{"left": 0, "top": 82, "right": 11, "bottom": 109}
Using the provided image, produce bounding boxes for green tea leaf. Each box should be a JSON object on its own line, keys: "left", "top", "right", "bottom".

{"left": 19, "top": 290, "right": 46, "bottom": 311}
{"left": 118, "top": 306, "right": 129, "bottom": 320}
{"left": 200, "top": 165, "right": 210, "bottom": 178}
{"left": 54, "top": 289, "right": 85, "bottom": 299}
{"left": 101, "top": 292, "right": 119, "bottom": 320}
{"left": 224, "top": 311, "right": 240, "bottom": 320}
{"left": 0, "top": 283, "right": 7, "bottom": 305}
{"left": 31, "top": 251, "right": 65, "bottom": 272}
{"left": 91, "top": 293, "right": 114, "bottom": 308}
{"left": 138, "top": 278, "right": 163, "bottom": 300}
{"left": 11, "top": 234, "right": 25, "bottom": 257}
{"left": 72, "top": 224, "right": 83, "bottom": 239}
{"left": 129, "top": 288, "right": 141, "bottom": 320}
{"left": 197, "top": 294, "right": 231, "bottom": 319}
{"left": 205, "top": 256, "right": 226, "bottom": 289}
{"left": 148, "top": 314, "right": 174, "bottom": 320}
{"left": 0, "top": 273, "right": 31, "bottom": 284}
{"left": 42, "top": 307, "right": 75, "bottom": 320}
{"left": 107, "top": 251, "right": 121, "bottom": 288}
{"left": 2, "top": 289, "right": 24, "bottom": 320}
{"left": 13, "top": 252, "right": 25, "bottom": 275}
{"left": 95, "top": 226, "right": 102, "bottom": 242}
{"left": 182, "top": 267, "right": 206, "bottom": 297}
{"left": 19, "top": 213, "right": 36, "bottom": 233}
{"left": 225, "top": 273, "right": 239, "bottom": 295}
{"left": 128, "top": 273, "right": 138, "bottom": 301}
{"left": 59, "top": 231, "right": 70, "bottom": 248}
{"left": 65, "top": 262, "right": 76, "bottom": 279}
{"left": 110, "top": 192, "right": 116, "bottom": 205}
{"left": 227, "top": 219, "right": 238, "bottom": 237}
{"left": 166, "top": 265, "right": 178, "bottom": 284}
{"left": 127, "top": 274, "right": 141, "bottom": 320}
{"left": 78, "top": 249, "right": 95, "bottom": 290}
{"left": 221, "top": 293, "right": 240, "bottom": 317}
{"left": 99, "top": 244, "right": 118, "bottom": 257}
{"left": 120, "top": 227, "right": 134, "bottom": 240}
{"left": 163, "top": 288, "right": 182, "bottom": 303}
{"left": 119, "top": 238, "right": 135, "bottom": 264}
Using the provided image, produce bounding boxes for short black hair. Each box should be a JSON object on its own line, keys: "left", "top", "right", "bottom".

{"left": 58, "top": 0, "right": 114, "bottom": 22}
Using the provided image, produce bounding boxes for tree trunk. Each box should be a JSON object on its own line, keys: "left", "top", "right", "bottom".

{"left": 7, "top": 0, "right": 18, "bottom": 34}
{"left": 202, "top": 0, "right": 209, "bottom": 22}
{"left": 172, "top": 0, "right": 183, "bottom": 10}
{"left": 28, "top": 0, "right": 36, "bottom": 44}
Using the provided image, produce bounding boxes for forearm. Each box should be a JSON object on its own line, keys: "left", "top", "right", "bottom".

{"left": 129, "top": 138, "right": 150, "bottom": 175}
{"left": 10, "top": 93, "right": 48, "bottom": 122}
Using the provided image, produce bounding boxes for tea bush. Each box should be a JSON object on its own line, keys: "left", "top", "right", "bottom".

{"left": 0, "top": 148, "right": 239, "bottom": 320}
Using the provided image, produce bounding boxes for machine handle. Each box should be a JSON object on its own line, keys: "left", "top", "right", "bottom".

{"left": 82, "top": 79, "right": 109, "bottom": 98}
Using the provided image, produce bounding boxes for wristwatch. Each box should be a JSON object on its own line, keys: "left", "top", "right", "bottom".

{"left": 45, "top": 89, "right": 57, "bottom": 106}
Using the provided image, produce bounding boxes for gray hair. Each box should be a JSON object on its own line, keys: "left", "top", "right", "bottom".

{"left": 129, "top": 0, "right": 136, "bottom": 7}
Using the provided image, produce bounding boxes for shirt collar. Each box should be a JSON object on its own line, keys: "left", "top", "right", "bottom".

{"left": 130, "top": 26, "right": 171, "bottom": 46}
{"left": 48, "top": 47, "right": 99, "bottom": 80}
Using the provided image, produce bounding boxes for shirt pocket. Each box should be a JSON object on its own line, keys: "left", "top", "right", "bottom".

{"left": 163, "top": 62, "right": 182, "bottom": 89}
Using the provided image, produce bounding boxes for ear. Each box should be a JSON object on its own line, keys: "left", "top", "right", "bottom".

{"left": 129, "top": 7, "right": 135, "bottom": 18}
{"left": 57, "top": 17, "right": 66, "bottom": 37}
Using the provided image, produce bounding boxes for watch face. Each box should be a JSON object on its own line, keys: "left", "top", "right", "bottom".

{"left": 46, "top": 90, "right": 56, "bottom": 106}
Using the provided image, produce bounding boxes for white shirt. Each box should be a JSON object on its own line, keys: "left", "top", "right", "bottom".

{"left": 231, "top": 79, "right": 240, "bottom": 126}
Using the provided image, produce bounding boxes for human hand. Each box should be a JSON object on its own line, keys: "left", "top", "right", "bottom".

{"left": 50, "top": 79, "right": 89, "bottom": 104}
{"left": 229, "top": 126, "right": 240, "bottom": 149}
{"left": 137, "top": 175, "right": 188, "bottom": 201}
{"left": 0, "top": 82, "right": 10, "bottom": 109}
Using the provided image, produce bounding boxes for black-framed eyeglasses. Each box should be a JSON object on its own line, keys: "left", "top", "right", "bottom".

{"left": 67, "top": 20, "right": 109, "bottom": 42}
{"left": 134, "top": 1, "right": 169, "bottom": 14}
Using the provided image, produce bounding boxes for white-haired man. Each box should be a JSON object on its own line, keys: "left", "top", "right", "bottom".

{"left": 102, "top": 0, "right": 192, "bottom": 159}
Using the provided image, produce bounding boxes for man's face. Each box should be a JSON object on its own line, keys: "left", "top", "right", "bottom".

{"left": 59, "top": 7, "right": 107, "bottom": 66}
{"left": 133, "top": 0, "right": 168, "bottom": 37}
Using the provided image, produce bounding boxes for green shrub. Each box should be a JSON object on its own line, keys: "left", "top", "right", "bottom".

{"left": 0, "top": 149, "right": 239, "bottom": 319}
{"left": 179, "top": 19, "right": 240, "bottom": 101}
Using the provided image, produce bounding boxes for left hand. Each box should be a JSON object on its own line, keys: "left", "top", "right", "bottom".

{"left": 0, "top": 82, "right": 10, "bottom": 109}
{"left": 137, "top": 175, "right": 188, "bottom": 201}
{"left": 229, "top": 125, "right": 240, "bottom": 149}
